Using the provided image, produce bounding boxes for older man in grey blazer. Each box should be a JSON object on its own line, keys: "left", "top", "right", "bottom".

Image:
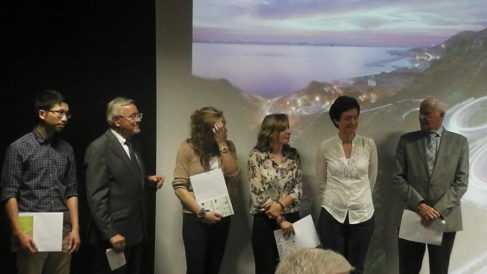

{"left": 393, "top": 97, "right": 469, "bottom": 274}
{"left": 85, "top": 97, "right": 164, "bottom": 274}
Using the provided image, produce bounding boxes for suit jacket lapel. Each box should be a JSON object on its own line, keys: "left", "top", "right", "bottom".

{"left": 106, "top": 130, "right": 143, "bottom": 183}
{"left": 415, "top": 133, "right": 430, "bottom": 178}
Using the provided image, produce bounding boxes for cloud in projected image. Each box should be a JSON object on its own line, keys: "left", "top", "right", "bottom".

{"left": 194, "top": 0, "right": 487, "bottom": 47}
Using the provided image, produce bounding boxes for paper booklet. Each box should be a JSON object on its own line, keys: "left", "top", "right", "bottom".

{"left": 190, "top": 168, "right": 234, "bottom": 217}
{"left": 18, "top": 212, "right": 63, "bottom": 252}
{"left": 274, "top": 215, "right": 321, "bottom": 259}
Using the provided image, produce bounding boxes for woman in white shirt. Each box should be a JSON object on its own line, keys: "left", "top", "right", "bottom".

{"left": 316, "top": 96, "right": 377, "bottom": 274}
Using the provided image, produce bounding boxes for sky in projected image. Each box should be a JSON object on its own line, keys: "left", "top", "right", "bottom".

{"left": 193, "top": 0, "right": 487, "bottom": 98}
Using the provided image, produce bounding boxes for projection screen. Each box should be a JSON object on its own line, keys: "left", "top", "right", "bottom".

{"left": 156, "top": 1, "right": 487, "bottom": 273}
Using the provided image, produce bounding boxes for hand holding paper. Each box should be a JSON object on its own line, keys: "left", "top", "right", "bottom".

{"left": 203, "top": 211, "right": 223, "bottom": 224}
{"left": 416, "top": 203, "right": 441, "bottom": 221}
{"left": 399, "top": 209, "right": 445, "bottom": 245}
{"left": 279, "top": 221, "right": 295, "bottom": 238}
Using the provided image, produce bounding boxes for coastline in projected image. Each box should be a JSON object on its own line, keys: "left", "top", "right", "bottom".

{"left": 193, "top": 42, "right": 412, "bottom": 99}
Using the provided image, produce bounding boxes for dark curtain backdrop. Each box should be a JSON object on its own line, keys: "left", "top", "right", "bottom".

{"left": 0, "top": 1, "right": 157, "bottom": 273}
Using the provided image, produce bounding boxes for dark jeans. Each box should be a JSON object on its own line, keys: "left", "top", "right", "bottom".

{"left": 251, "top": 212, "right": 300, "bottom": 274}
{"left": 317, "top": 208, "right": 374, "bottom": 274}
{"left": 182, "top": 213, "right": 231, "bottom": 274}
{"left": 398, "top": 232, "right": 456, "bottom": 274}
{"left": 92, "top": 242, "right": 144, "bottom": 274}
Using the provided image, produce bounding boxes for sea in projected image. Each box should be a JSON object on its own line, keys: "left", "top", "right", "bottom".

{"left": 193, "top": 42, "right": 412, "bottom": 99}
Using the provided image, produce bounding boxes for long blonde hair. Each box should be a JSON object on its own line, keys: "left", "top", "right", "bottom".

{"left": 187, "top": 106, "right": 224, "bottom": 170}
{"left": 255, "top": 113, "right": 289, "bottom": 152}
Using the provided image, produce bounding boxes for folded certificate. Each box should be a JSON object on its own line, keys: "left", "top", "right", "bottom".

{"left": 106, "top": 248, "right": 126, "bottom": 271}
{"left": 18, "top": 212, "right": 63, "bottom": 251}
{"left": 274, "top": 215, "right": 321, "bottom": 259}
{"left": 399, "top": 209, "right": 445, "bottom": 245}
{"left": 190, "top": 168, "right": 234, "bottom": 217}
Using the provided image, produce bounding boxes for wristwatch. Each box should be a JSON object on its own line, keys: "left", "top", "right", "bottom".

{"left": 219, "top": 146, "right": 229, "bottom": 153}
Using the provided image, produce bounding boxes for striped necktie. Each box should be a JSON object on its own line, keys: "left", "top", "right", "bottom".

{"left": 426, "top": 132, "right": 439, "bottom": 175}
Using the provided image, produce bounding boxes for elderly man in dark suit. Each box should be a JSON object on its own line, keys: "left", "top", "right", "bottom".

{"left": 393, "top": 97, "right": 469, "bottom": 274}
{"left": 85, "top": 97, "right": 164, "bottom": 274}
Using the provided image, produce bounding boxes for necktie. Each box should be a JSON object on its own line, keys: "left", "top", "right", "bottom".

{"left": 426, "top": 132, "right": 439, "bottom": 175}
{"left": 125, "top": 139, "right": 142, "bottom": 176}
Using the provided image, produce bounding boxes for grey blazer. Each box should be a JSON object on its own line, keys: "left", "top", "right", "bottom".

{"left": 85, "top": 130, "right": 149, "bottom": 246}
{"left": 393, "top": 128, "right": 469, "bottom": 232}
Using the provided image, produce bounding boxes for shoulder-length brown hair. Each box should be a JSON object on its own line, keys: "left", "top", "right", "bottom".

{"left": 254, "top": 113, "right": 290, "bottom": 152}
{"left": 187, "top": 106, "right": 224, "bottom": 170}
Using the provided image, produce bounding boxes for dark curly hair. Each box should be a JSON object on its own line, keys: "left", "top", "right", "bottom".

{"left": 329, "top": 96, "right": 360, "bottom": 128}
{"left": 254, "top": 113, "right": 290, "bottom": 152}
{"left": 187, "top": 106, "right": 224, "bottom": 170}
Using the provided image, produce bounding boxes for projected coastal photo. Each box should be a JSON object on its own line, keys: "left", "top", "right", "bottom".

{"left": 193, "top": 1, "right": 487, "bottom": 273}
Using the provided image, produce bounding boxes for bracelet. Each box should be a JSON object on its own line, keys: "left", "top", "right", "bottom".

{"left": 276, "top": 201, "right": 285, "bottom": 210}
{"left": 276, "top": 215, "right": 286, "bottom": 225}
{"left": 197, "top": 208, "right": 208, "bottom": 220}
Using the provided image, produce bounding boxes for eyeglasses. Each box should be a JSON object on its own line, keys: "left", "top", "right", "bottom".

{"left": 47, "top": 109, "right": 72, "bottom": 119}
{"left": 118, "top": 113, "right": 143, "bottom": 121}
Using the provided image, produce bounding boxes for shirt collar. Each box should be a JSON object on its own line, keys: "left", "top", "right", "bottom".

{"left": 434, "top": 126, "right": 443, "bottom": 137}
{"left": 32, "top": 129, "right": 54, "bottom": 145}
{"left": 110, "top": 129, "right": 128, "bottom": 146}
{"left": 425, "top": 127, "right": 443, "bottom": 137}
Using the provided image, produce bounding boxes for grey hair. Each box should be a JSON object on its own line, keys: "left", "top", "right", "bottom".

{"left": 421, "top": 97, "right": 447, "bottom": 113}
{"left": 275, "top": 248, "right": 354, "bottom": 274}
{"left": 106, "top": 97, "right": 135, "bottom": 125}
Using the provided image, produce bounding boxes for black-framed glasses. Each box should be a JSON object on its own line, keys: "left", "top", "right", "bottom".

{"left": 47, "top": 109, "right": 72, "bottom": 119}
{"left": 119, "top": 113, "right": 143, "bottom": 121}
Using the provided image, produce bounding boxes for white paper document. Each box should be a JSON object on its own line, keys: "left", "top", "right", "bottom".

{"left": 106, "top": 248, "right": 126, "bottom": 271}
{"left": 399, "top": 209, "right": 445, "bottom": 245}
{"left": 190, "top": 168, "right": 234, "bottom": 217}
{"left": 18, "top": 212, "right": 63, "bottom": 252}
{"left": 273, "top": 215, "right": 321, "bottom": 259}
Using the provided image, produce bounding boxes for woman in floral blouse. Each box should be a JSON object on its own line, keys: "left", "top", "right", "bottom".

{"left": 248, "top": 113, "right": 303, "bottom": 274}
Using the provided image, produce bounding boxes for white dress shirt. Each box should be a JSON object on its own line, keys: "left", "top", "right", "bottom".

{"left": 316, "top": 134, "right": 378, "bottom": 224}
{"left": 110, "top": 129, "right": 131, "bottom": 158}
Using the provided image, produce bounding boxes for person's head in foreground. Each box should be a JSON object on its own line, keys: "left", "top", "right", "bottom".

{"left": 275, "top": 248, "right": 354, "bottom": 274}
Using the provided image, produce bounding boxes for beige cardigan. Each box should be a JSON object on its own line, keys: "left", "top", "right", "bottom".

{"left": 172, "top": 140, "right": 240, "bottom": 213}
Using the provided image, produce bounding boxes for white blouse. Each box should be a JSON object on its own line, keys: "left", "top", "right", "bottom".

{"left": 316, "top": 134, "right": 378, "bottom": 224}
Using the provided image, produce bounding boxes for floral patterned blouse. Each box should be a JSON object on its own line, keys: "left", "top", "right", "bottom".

{"left": 248, "top": 147, "right": 303, "bottom": 215}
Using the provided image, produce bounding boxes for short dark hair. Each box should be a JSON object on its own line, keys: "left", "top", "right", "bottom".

{"left": 329, "top": 96, "right": 360, "bottom": 128}
{"left": 34, "top": 89, "right": 67, "bottom": 120}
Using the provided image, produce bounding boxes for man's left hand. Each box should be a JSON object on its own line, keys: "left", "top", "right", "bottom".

{"left": 148, "top": 174, "right": 165, "bottom": 189}
{"left": 67, "top": 229, "right": 81, "bottom": 254}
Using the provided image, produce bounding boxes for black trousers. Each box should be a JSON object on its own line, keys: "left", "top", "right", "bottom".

{"left": 251, "top": 212, "right": 300, "bottom": 274}
{"left": 398, "top": 232, "right": 456, "bottom": 274}
{"left": 182, "top": 213, "right": 231, "bottom": 274}
{"left": 317, "top": 208, "right": 374, "bottom": 274}
{"left": 92, "top": 242, "right": 144, "bottom": 274}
